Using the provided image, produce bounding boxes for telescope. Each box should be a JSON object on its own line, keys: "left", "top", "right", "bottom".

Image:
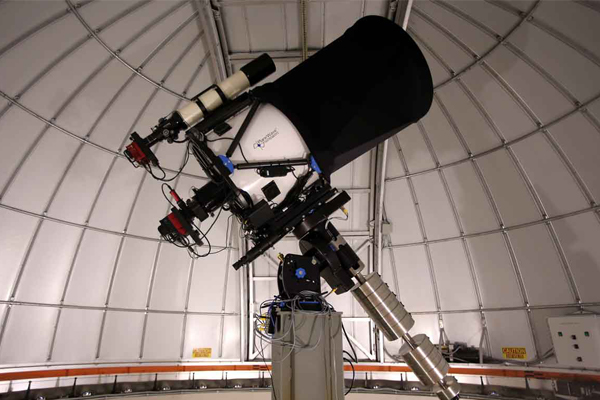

{"left": 124, "top": 15, "right": 459, "bottom": 400}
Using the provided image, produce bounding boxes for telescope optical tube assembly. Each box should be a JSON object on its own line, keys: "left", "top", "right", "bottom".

{"left": 352, "top": 272, "right": 460, "bottom": 400}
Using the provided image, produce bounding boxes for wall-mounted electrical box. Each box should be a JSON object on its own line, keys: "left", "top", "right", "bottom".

{"left": 548, "top": 314, "right": 600, "bottom": 368}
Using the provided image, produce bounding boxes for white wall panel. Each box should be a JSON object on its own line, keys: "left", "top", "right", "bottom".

{"left": 245, "top": 5, "right": 286, "bottom": 52}
{"left": 58, "top": 61, "right": 134, "bottom": 136}
{"left": 14, "top": 221, "right": 81, "bottom": 304}
{"left": 421, "top": 100, "right": 468, "bottom": 164}
{"left": 90, "top": 76, "right": 156, "bottom": 150}
{"left": 87, "top": 158, "right": 146, "bottom": 232}
{"left": 476, "top": 150, "right": 539, "bottom": 226}
{"left": 508, "top": 225, "right": 574, "bottom": 306}
{"left": 444, "top": 163, "right": 497, "bottom": 234}
{"left": 396, "top": 124, "right": 436, "bottom": 174}
{"left": 143, "top": 313, "right": 183, "bottom": 360}
{"left": 324, "top": 1, "right": 363, "bottom": 45}
{"left": 187, "top": 250, "right": 238, "bottom": 313}
{"left": 98, "top": 311, "right": 144, "bottom": 360}
{"left": 409, "top": 13, "right": 472, "bottom": 72}
{"left": 411, "top": 172, "right": 459, "bottom": 241}
{"left": 443, "top": 312, "right": 482, "bottom": 347}
{"left": 103, "top": 2, "right": 193, "bottom": 66}
{"left": 2, "top": 129, "right": 79, "bottom": 214}
{"left": 0, "top": 305, "right": 57, "bottom": 364}
{"left": 415, "top": 1, "right": 495, "bottom": 54}
{"left": 429, "top": 240, "right": 479, "bottom": 311}
{"left": 0, "top": 1, "right": 66, "bottom": 51}
{"left": 485, "top": 310, "right": 535, "bottom": 361}
{"left": 0, "top": 108, "right": 46, "bottom": 192}
{"left": 384, "top": 180, "right": 421, "bottom": 244}
{"left": 150, "top": 245, "right": 192, "bottom": 311}
{"left": 48, "top": 147, "right": 114, "bottom": 224}
{"left": 512, "top": 134, "right": 587, "bottom": 216}
{"left": 222, "top": 6, "right": 251, "bottom": 53}
{"left": 165, "top": 41, "right": 208, "bottom": 95}
{"left": 127, "top": 176, "right": 167, "bottom": 239}
{"left": 547, "top": 113, "right": 600, "bottom": 202}
{"left": 79, "top": 0, "right": 143, "bottom": 29}
{"left": 461, "top": 65, "right": 536, "bottom": 141}
{"left": 141, "top": 20, "right": 199, "bottom": 86}
{"left": 183, "top": 315, "right": 223, "bottom": 360}
{"left": 512, "top": 134, "right": 588, "bottom": 216}
{"left": 414, "top": 39, "right": 452, "bottom": 85}
{"left": 511, "top": 23, "right": 600, "bottom": 103}
{"left": 486, "top": 46, "right": 572, "bottom": 123}
{"left": 64, "top": 230, "right": 120, "bottom": 307}
{"left": 444, "top": 1, "right": 518, "bottom": 36}
{"left": 553, "top": 214, "right": 600, "bottom": 303}
{"left": 52, "top": 309, "right": 103, "bottom": 363}
{"left": 0, "top": 209, "right": 38, "bottom": 301}
{"left": 0, "top": 15, "right": 87, "bottom": 96}
{"left": 22, "top": 41, "right": 108, "bottom": 119}
{"left": 109, "top": 238, "right": 156, "bottom": 309}
{"left": 466, "top": 234, "right": 523, "bottom": 308}
{"left": 437, "top": 82, "right": 501, "bottom": 153}
{"left": 534, "top": 1, "right": 600, "bottom": 61}
{"left": 390, "top": 246, "right": 437, "bottom": 312}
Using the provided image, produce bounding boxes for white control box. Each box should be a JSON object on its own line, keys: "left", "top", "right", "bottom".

{"left": 548, "top": 314, "right": 600, "bottom": 368}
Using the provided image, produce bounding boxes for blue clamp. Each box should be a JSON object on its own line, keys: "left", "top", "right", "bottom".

{"left": 219, "top": 155, "right": 234, "bottom": 174}
{"left": 295, "top": 267, "right": 306, "bottom": 279}
{"left": 310, "top": 156, "right": 322, "bottom": 174}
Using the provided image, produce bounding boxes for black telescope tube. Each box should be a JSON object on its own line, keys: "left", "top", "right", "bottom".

{"left": 240, "top": 54, "right": 276, "bottom": 85}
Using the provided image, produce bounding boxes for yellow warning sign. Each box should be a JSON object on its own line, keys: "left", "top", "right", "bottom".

{"left": 502, "top": 347, "right": 527, "bottom": 359}
{"left": 192, "top": 348, "right": 212, "bottom": 358}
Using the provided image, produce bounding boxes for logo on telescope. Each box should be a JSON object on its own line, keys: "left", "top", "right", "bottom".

{"left": 253, "top": 128, "right": 280, "bottom": 150}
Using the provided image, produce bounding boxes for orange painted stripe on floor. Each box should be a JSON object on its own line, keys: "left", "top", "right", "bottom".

{"left": 1, "top": 364, "right": 599, "bottom": 383}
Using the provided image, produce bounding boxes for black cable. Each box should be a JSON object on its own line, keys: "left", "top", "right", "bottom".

{"left": 208, "top": 213, "right": 233, "bottom": 255}
{"left": 343, "top": 356, "right": 355, "bottom": 395}
{"left": 161, "top": 183, "right": 177, "bottom": 209}
{"left": 341, "top": 323, "right": 358, "bottom": 363}
{"left": 160, "top": 142, "right": 191, "bottom": 182}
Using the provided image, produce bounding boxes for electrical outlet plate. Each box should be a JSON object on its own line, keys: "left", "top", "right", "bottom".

{"left": 548, "top": 314, "right": 600, "bottom": 368}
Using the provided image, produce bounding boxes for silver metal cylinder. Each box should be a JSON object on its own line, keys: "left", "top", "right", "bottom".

{"left": 399, "top": 334, "right": 449, "bottom": 387}
{"left": 351, "top": 272, "right": 414, "bottom": 341}
{"left": 434, "top": 376, "right": 461, "bottom": 400}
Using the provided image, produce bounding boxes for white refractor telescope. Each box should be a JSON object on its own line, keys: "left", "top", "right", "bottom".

{"left": 124, "top": 15, "right": 459, "bottom": 400}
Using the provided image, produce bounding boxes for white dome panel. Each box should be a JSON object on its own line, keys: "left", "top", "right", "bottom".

{"left": 14, "top": 221, "right": 81, "bottom": 304}
{"left": 485, "top": 310, "right": 535, "bottom": 360}
{"left": 0, "top": 209, "right": 36, "bottom": 298}
{"left": 389, "top": 246, "right": 437, "bottom": 313}
{"left": 411, "top": 171, "right": 460, "bottom": 241}
{"left": 553, "top": 214, "right": 600, "bottom": 303}
{"left": 466, "top": 234, "right": 523, "bottom": 308}
{"left": 63, "top": 230, "right": 121, "bottom": 307}
{"left": 436, "top": 81, "right": 502, "bottom": 154}
{"left": 429, "top": 240, "right": 479, "bottom": 311}
{"left": 98, "top": 310, "right": 144, "bottom": 361}
{"left": 511, "top": 133, "right": 589, "bottom": 216}
{"left": 51, "top": 308, "right": 103, "bottom": 363}
{"left": 143, "top": 313, "right": 184, "bottom": 360}
{"left": 0, "top": 305, "right": 57, "bottom": 365}
{"left": 443, "top": 162, "right": 498, "bottom": 234}
{"left": 109, "top": 238, "right": 158, "bottom": 309}
{"left": 476, "top": 150, "right": 540, "bottom": 226}
{"left": 508, "top": 224, "right": 575, "bottom": 306}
